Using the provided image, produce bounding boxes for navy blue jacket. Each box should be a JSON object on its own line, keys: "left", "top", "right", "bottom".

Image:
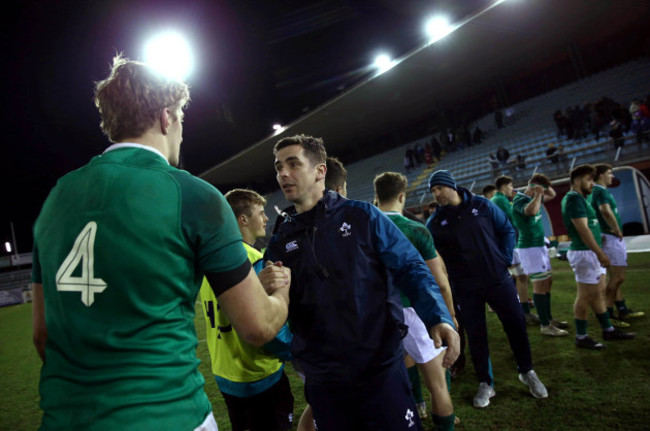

{"left": 426, "top": 187, "right": 515, "bottom": 288}
{"left": 266, "top": 190, "right": 453, "bottom": 386}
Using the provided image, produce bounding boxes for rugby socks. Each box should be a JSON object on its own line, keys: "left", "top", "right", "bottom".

{"left": 607, "top": 307, "right": 615, "bottom": 319}
{"left": 408, "top": 366, "right": 425, "bottom": 404}
{"left": 533, "top": 293, "right": 550, "bottom": 326}
{"left": 575, "top": 319, "right": 588, "bottom": 338}
{"left": 596, "top": 312, "right": 614, "bottom": 332}
{"left": 615, "top": 300, "right": 628, "bottom": 313}
{"left": 546, "top": 293, "right": 554, "bottom": 321}
{"left": 521, "top": 302, "right": 531, "bottom": 314}
{"left": 432, "top": 414, "right": 456, "bottom": 431}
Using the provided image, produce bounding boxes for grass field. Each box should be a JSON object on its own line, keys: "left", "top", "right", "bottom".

{"left": 2, "top": 253, "right": 649, "bottom": 430}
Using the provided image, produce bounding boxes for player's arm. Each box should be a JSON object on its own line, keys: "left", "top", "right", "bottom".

{"left": 32, "top": 282, "right": 47, "bottom": 362}
{"left": 425, "top": 256, "right": 457, "bottom": 328}
{"left": 543, "top": 185, "right": 556, "bottom": 202}
{"left": 524, "top": 186, "right": 544, "bottom": 216}
{"left": 570, "top": 217, "right": 610, "bottom": 268}
{"left": 598, "top": 203, "right": 623, "bottom": 239}
{"left": 209, "top": 266, "right": 289, "bottom": 347}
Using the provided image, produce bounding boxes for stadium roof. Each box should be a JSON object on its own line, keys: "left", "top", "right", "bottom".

{"left": 199, "top": 0, "right": 649, "bottom": 191}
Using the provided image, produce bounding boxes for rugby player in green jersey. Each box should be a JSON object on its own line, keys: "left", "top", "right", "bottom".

{"left": 375, "top": 172, "right": 457, "bottom": 431}
{"left": 492, "top": 176, "right": 538, "bottom": 326}
{"left": 589, "top": 164, "right": 644, "bottom": 326}
{"left": 512, "top": 174, "right": 568, "bottom": 337}
{"left": 561, "top": 165, "right": 634, "bottom": 350}
{"left": 32, "top": 55, "right": 290, "bottom": 431}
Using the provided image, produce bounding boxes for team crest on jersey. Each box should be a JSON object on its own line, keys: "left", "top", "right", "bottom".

{"left": 285, "top": 240, "right": 299, "bottom": 252}
{"left": 339, "top": 222, "right": 352, "bottom": 237}
{"left": 472, "top": 208, "right": 479, "bottom": 216}
{"left": 441, "top": 219, "right": 448, "bottom": 226}
{"left": 405, "top": 408, "right": 415, "bottom": 427}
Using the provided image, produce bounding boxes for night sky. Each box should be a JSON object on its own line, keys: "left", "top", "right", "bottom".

{"left": 3, "top": 0, "right": 490, "bottom": 254}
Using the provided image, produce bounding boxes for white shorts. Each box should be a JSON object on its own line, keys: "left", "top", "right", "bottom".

{"left": 403, "top": 307, "right": 446, "bottom": 364}
{"left": 602, "top": 233, "right": 627, "bottom": 267}
{"left": 194, "top": 412, "right": 218, "bottom": 431}
{"left": 517, "top": 247, "right": 552, "bottom": 275}
{"left": 567, "top": 250, "right": 607, "bottom": 284}
{"left": 508, "top": 249, "right": 525, "bottom": 276}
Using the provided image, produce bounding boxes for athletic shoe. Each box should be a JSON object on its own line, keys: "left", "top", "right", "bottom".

{"left": 455, "top": 416, "right": 461, "bottom": 425}
{"left": 540, "top": 325, "right": 569, "bottom": 337}
{"left": 416, "top": 402, "right": 428, "bottom": 419}
{"left": 610, "top": 318, "right": 631, "bottom": 328}
{"left": 473, "top": 382, "right": 496, "bottom": 408}
{"left": 551, "top": 319, "right": 569, "bottom": 329}
{"left": 619, "top": 309, "right": 645, "bottom": 320}
{"left": 518, "top": 370, "right": 548, "bottom": 399}
{"left": 525, "top": 313, "right": 540, "bottom": 326}
{"left": 602, "top": 328, "right": 635, "bottom": 341}
{"left": 575, "top": 336, "right": 605, "bottom": 350}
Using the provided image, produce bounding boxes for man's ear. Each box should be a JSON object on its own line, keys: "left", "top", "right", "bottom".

{"left": 316, "top": 163, "right": 327, "bottom": 182}
{"left": 160, "top": 108, "right": 172, "bottom": 134}
{"left": 398, "top": 192, "right": 406, "bottom": 204}
{"left": 238, "top": 213, "right": 248, "bottom": 226}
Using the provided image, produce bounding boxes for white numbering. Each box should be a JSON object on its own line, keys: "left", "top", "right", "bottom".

{"left": 55, "top": 221, "right": 107, "bottom": 306}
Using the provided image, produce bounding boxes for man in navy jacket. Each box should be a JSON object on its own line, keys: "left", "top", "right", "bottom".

{"left": 426, "top": 170, "right": 547, "bottom": 409}
{"left": 266, "top": 135, "right": 459, "bottom": 431}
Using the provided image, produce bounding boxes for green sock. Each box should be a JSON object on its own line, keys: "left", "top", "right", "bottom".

{"left": 408, "top": 366, "right": 424, "bottom": 403}
{"left": 521, "top": 302, "right": 530, "bottom": 314}
{"left": 607, "top": 307, "right": 615, "bottom": 319}
{"left": 533, "top": 293, "right": 550, "bottom": 325}
{"left": 615, "top": 300, "right": 627, "bottom": 312}
{"left": 575, "top": 318, "right": 588, "bottom": 336}
{"left": 596, "top": 312, "right": 613, "bottom": 330}
{"left": 433, "top": 414, "right": 456, "bottom": 431}
{"left": 546, "top": 293, "right": 553, "bottom": 320}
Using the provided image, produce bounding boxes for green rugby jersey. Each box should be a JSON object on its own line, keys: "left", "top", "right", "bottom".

{"left": 512, "top": 192, "right": 546, "bottom": 248}
{"left": 385, "top": 212, "right": 437, "bottom": 307}
{"left": 588, "top": 184, "right": 622, "bottom": 235}
{"left": 491, "top": 192, "right": 514, "bottom": 225}
{"left": 561, "top": 190, "right": 602, "bottom": 250}
{"left": 32, "top": 146, "right": 249, "bottom": 430}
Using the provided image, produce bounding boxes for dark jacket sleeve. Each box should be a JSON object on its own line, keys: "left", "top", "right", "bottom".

{"left": 486, "top": 198, "right": 515, "bottom": 265}
{"left": 369, "top": 207, "right": 454, "bottom": 330}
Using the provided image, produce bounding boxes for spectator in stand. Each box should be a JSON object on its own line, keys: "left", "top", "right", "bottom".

{"left": 570, "top": 104, "right": 587, "bottom": 140}
{"left": 415, "top": 143, "right": 425, "bottom": 167}
{"left": 546, "top": 143, "right": 558, "bottom": 164}
{"left": 495, "top": 109, "right": 504, "bottom": 129}
{"left": 482, "top": 185, "right": 497, "bottom": 200}
{"left": 488, "top": 153, "right": 500, "bottom": 177}
{"left": 516, "top": 154, "right": 526, "bottom": 171}
{"left": 473, "top": 126, "right": 483, "bottom": 145}
{"left": 608, "top": 119, "right": 625, "bottom": 149}
{"left": 496, "top": 146, "right": 510, "bottom": 167}
{"left": 405, "top": 147, "right": 415, "bottom": 172}
{"left": 424, "top": 143, "right": 433, "bottom": 166}
{"left": 565, "top": 107, "right": 575, "bottom": 139}
{"left": 630, "top": 109, "right": 650, "bottom": 144}
{"left": 553, "top": 109, "right": 568, "bottom": 138}
{"left": 431, "top": 135, "right": 442, "bottom": 160}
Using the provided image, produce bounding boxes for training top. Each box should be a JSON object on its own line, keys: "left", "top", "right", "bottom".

{"left": 32, "top": 145, "right": 249, "bottom": 431}
{"left": 561, "top": 190, "right": 602, "bottom": 250}
{"left": 588, "top": 184, "right": 622, "bottom": 235}
{"left": 199, "top": 242, "right": 285, "bottom": 397}
{"left": 512, "top": 192, "right": 546, "bottom": 248}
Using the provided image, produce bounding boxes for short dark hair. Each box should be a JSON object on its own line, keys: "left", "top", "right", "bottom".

{"left": 224, "top": 189, "right": 266, "bottom": 218}
{"left": 570, "top": 164, "right": 596, "bottom": 183}
{"left": 594, "top": 163, "right": 613, "bottom": 180}
{"left": 495, "top": 176, "right": 513, "bottom": 190}
{"left": 529, "top": 173, "right": 551, "bottom": 188}
{"left": 374, "top": 172, "right": 408, "bottom": 203}
{"left": 325, "top": 156, "right": 347, "bottom": 191}
{"left": 482, "top": 185, "right": 497, "bottom": 196}
{"left": 273, "top": 134, "right": 327, "bottom": 166}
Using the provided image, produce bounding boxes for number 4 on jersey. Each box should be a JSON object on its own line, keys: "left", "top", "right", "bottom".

{"left": 56, "top": 221, "right": 107, "bottom": 306}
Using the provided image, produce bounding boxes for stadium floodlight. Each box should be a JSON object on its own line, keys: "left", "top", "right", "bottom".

{"left": 273, "top": 124, "right": 286, "bottom": 135}
{"left": 143, "top": 31, "right": 193, "bottom": 81}
{"left": 273, "top": 124, "right": 283, "bottom": 130}
{"left": 425, "top": 16, "right": 453, "bottom": 44}
{"left": 373, "top": 54, "right": 395, "bottom": 74}
{"left": 4, "top": 241, "right": 11, "bottom": 253}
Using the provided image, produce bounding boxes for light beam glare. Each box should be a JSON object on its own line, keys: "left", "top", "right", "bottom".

{"left": 144, "top": 32, "right": 193, "bottom": 81}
